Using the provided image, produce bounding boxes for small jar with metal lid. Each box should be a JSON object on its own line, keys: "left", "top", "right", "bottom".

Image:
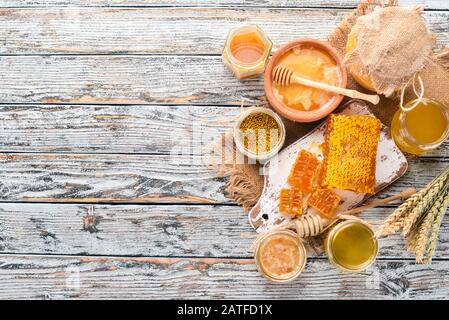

{"left": 324, "top": 219, "right": 378, "bottom": 272}
{"left": 222, "top": 25, "right": 272, "bottom": 80}
{"left": 254, "top": 229, "right": 307, "bottom": 282}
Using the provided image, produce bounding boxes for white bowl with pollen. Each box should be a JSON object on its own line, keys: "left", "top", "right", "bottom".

{"left": 233, "top": 107, "right": 286, "bottom": 162}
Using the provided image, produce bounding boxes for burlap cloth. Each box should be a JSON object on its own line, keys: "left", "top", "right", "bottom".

{"left": 344, "top": 5, "right": 436, "bottom": 97}
{"left": 208, "top": 0, "right": 449, "bottom": 213}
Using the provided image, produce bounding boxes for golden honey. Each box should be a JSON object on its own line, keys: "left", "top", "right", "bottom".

{"left": 346, "top": 26, "right": 377, "bottom": 92}
{"left": 255, "top": 230, "right": 306, "bottom": 282}
{"left": 230, "top": 31, "right": 265, "bottom": 63}
{"left": 322, "top": 114, "right": 380, "bottom": 194}
{"left": 325, "top": 220, "right": 378, "bottom": 272}
{"left": 288, "top": 149, "right": 322, "bottom": 192}
{"left": 391, "top": 98, "right": 449, "bottom": 155}
{"left": 222, "top": 25, "right": 272, "bottom": 80}
{"left": 273, "top": 45, "right": 341, "bottom": 111}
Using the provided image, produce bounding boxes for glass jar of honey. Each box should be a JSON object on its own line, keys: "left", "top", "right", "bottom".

{"left": 222, "top": 25, "right": 272, "bottom": 80}
{"left": 324, "top": 220, "right": 378, "bottom": 273}
{"left": 254, "top": 230, "right": 306, "bottom": 282}
{"left": 391, "top": 98, "right": 449, "bottom": 155}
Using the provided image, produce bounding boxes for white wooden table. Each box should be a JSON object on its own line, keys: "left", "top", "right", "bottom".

{"left": 0, "top": 0, "right": 448, "bottom": 299}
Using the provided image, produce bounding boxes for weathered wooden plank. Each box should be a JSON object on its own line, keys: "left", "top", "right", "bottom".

{"left": 0, "top": 152, "right": 445, "bottom": 204}
{"left": 0, "top": 8, "right": 447, "bottom": 54}
{"left": 0, "top": 104, "right": 233, "bottom": 155}
{"left": 0, "top": 152, "right": 227, "bottom": 203}
{"left": 0, "top": 254, "right": 448, "bottom": 299}
{"left": 0, "top": 203, "right": 253, "bottom": 257}
{"left": 0, "top": 203, "right": 447, "bottom": 259}
{"left": 0, "top": 56, "right": 247, "bottom": 104}
{"left": 0, "top": 0, "right": 445, "bottom": 10}
{"left": 4, "top": 55, "right": 449, "bottom": 108}
{"left": 1, "top": 104, "right": 446, "bottom": 157}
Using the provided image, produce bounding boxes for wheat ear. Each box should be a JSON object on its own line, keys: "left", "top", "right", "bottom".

{"left": 423, "top": 187, "right": 449, "bottom": 264}
{"left": 409, "top": 192, "right": 443, "bottom": 262}
{"left": 402, "top": 169, "right": 449, "bottom": 236}
{"left": 375, "top": 191, "right": 421, "bottom": 237}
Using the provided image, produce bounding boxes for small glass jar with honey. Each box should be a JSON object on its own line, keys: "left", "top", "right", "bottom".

{"left": 222, "top": 25, "right": 272, "bottom": 80}
{"left": 391, "top": 98, "right": 449, "bottom": 155}
{"left": 254, "top": 229, "right": 307, "bottom": 282}
{"left": 324, "top": 219, "right": 378, "bottom": 273}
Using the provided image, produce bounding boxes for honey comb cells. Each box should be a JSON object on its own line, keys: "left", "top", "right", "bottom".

{"left": 321, "top": 115, "right": 380, "bottom": 194}
{"left": 279, "top": 188, "right": 303, "bottom": 216}
{"left": 288, "top": 150, "right": 322, "bottom": 192}
{"left": 308, "top": 188, "right": 341, "bottom": 218}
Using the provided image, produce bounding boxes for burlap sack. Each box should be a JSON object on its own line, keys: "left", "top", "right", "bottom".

{"left": 344, "top": 5, "right": 436, "bottom": 97}
{"left": 209, "top": 0, "right": 449, "bottom": 212}
{"left": 329, "top": 0, "right": 449, "bottom": 125}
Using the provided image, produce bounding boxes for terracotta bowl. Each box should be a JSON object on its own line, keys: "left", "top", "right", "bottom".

{"left": 264, "top": 38, "right": 348, "bottom": 123}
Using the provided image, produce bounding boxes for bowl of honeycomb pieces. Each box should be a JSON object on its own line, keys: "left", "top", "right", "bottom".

{"left": 264, "top": 39, "right": 348, "bottom": 122}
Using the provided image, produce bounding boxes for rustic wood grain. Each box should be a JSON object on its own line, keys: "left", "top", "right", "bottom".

{"left": 0, "top": 152, "right": 445, "bottom": 204}
{"left": 0, "top": 0, "right": 446, "bottom": 9}
{"left": 0, "top": 104, "right": 234, "bottom": 155}
{"left": 0, "top": 104, "right": 446, "bottom": 156}
{"left": 4, "top": 55, "right": 449, "bottom": 107}
{"left": 0, "top": 0, "right": 447, "bottom": 300}
{"left": 0, "top": 203, "right": 447, "bottom": 259}
{"left": 0, "top": 56, "right": 248, "bottom": 104}
{"left": 0, "top": 254, "right": 448, "bottom": 299}
{"left": 0, "top": 8, "right": 447, "bottom": 55}
{"left": 0, "top": 152, "right": 227, "bottom": 204}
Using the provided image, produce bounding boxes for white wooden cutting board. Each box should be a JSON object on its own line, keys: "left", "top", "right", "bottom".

{"left": 249, "top": 101, "right": 408, "bottom": 233}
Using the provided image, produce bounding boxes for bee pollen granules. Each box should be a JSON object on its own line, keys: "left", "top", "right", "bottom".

{"left": 239, "top": 112, "right": 280, "bottom": 154}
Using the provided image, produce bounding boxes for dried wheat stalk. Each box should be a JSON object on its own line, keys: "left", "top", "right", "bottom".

{"left": 424, "top": 189, "right": 449, "bottom": 264}
{"left": 402, "top": 173, "right": 449, "bottom": 236}
{"left": 377, "top": 166, "right": 449, "bottom": 264}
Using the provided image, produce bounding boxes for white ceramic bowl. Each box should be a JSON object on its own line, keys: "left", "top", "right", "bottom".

{"left": 233, "top": 107, "right": 286, "bottom": 161}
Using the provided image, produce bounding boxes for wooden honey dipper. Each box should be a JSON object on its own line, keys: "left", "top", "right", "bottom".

{"left": 272, "top": 65, "right": 381, "bottom": 105}
{"left": 292, "top": 187, "right": 417, "bottom": 238}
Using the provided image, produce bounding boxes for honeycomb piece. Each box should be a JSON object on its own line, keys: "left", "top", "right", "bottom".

{"left": 288, "top": 150, "right": 322, "bottom": 192}
{"left": 289, "top": 189, "right": 303, "bottom": 216}
{"left": 279, "top": 188, "right": 303, "bottom": 217}
{"left": 308, "top": 188, "right": 341, "bottom": 219}
{"left": 279, "top": 188, "right": 292, "bottom": 214}
{"left": 321, "top": 114, "right": 380, "bottom": 194}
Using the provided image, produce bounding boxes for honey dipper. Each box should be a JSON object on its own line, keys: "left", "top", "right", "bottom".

{"left": 291, "top": 187, "right": 417, "bottom": 238}
{"left": 272, "top": 66, "right": 381, "bottom": 105}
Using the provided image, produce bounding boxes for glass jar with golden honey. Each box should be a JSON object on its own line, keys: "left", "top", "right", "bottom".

{"left": 254, "top": 230, "right": 306, "bottom": 282}
{"left": 222, "top": 25, "right": 272, "bottom": 80}
{"left": 391, "top": 98, "right": 449, "bottom": 155}
{"left": 324, "top": 220, "right": 378, "bottom": 273}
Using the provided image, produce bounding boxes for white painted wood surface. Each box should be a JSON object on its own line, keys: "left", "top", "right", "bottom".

{"left": 0, "top": 255, "right": 449, "bottom": 299}
{"left": 0, "top": 0, "right": 446, "bottom": 9}
{"left": 0, "top": 104, "right": 446, "bottom": 155}
{"left": 0, "top": 0, "right": 447, "bottom": 299}
{"left": 0, "top": 8, "right": 447, "bottom": 54}
{"left": 0, "top": 203, "right": 448, "bottom": 259}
